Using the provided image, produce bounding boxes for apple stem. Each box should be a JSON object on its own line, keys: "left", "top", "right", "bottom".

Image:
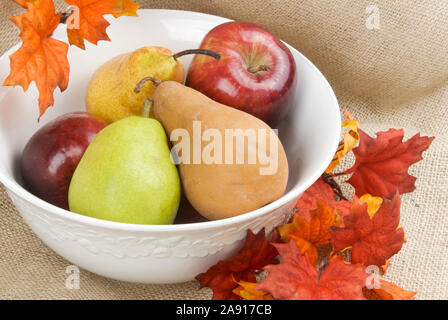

{"left": 141, "top": 98, "right": 153, "bottom": 118}
{"left": 172, "top": 49, "right": 221, "bottom": 61}
{"left": 247, "top": 65, "right": 270, "bottom": 73}
{"left": 134, "top": 77, "right": 162, "bottom": 93}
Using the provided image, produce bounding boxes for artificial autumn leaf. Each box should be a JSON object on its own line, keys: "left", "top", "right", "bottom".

{"left": 345, "top": 128, "right": 434, "bottom": 199}
{"left": 381, "top": 260, "right": 390, "bottom": 274}
{"left": 13, "top": 0, "right": 40, "bottom": 8}
{"left": 295, "top": 178, "right": 352, "bottom": 221}
{"left": 3, "top": 0, "right": 70, "bottom": 119}
{"left": 277, "top": 200, "right": 338, "bottom": 265}
{"left": 360, "top": 193, "right": 406, "bottom": 242}
{"left": 112, "top": 0, "right": 140, "bottom": 17}
{"left": 65, "top": 0, "right": 139, "bottom": 49}
{"left": 196, "top": 228, "right": 278, "bottom": 300}
{"left": 232, "top": 281, "right": 274, "bottom": 300}
{"left": 255, "top": 241, "right": 367, "bottom": 300}
{"left": 363, "top": 279, "right": 416, "bottom": 300}
{"left": 326, "top": 109, "right": 360, "bottom": 173}
{"left": 331, "top": 193, "right": 404, "bottom": 266}
{"left": 359, "top": 194, "right": 383, "bottom": 218}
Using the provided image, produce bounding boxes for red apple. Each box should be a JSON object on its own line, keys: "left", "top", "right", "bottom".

{"left": 186, "top": 21, "right": 296, "bottom": 126}
{"left": 20, "top": 112, "right": 107, "bottom": 210}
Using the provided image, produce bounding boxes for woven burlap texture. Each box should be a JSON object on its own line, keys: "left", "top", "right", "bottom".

{"left": 0, "top": 0, "right": 447, "bottom": 300}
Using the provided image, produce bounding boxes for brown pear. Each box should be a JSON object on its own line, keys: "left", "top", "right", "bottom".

{"left": 151, "top": 81, "right": 289, "bottom": 220}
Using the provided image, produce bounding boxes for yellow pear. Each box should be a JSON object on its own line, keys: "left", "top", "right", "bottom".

{"left": 148, "top": 80, "right": 289, "bottom": 220}
{"left": 86, "top": 47, "right": 220, "bottom": 123}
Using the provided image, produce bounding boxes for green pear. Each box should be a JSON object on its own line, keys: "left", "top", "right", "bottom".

{"left": 68, "top": 116, "right": 180, "bottom": 225}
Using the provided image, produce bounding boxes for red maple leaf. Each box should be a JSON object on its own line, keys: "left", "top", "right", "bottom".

{"left": 256, "top": 241, "right": 367, "bottom": 300}
{"left": 345, "top": 129, "right": 434, "bottom": 199}
{"left": 331, "top": 193, "right": 405, "bottom": 266}
{"left": 195, "top": 229, "right": 278, "bottom": 300}
{"left": 295, "top": 178, "right": 352, "bottom": 221}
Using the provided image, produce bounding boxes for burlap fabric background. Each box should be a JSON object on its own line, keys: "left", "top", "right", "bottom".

{"left": 1, "top": 0, "right": 447, "bottom": 299}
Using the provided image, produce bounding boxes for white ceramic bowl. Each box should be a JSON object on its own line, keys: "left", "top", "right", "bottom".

{"left": 0, "top": 9, "right": 341, "bottom": 283}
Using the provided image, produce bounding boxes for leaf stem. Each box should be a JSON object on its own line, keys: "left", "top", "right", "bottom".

{"left": 330, "top": 171, "right": 351, "bottom": 177}
{"left": 322, "top": 173, "right": 349, "bottom": 201}
{"left": 59, "top": 7, "right": 74, "bottom": 24}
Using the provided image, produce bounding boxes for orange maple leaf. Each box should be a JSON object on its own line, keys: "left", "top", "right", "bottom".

{"left": 112, "top": 0, "right": 140, "bottom": 17}
{"left": 331, "top": 193, "right": 405, "bottom": 266}
{"left": 65, "top": 0, "right": 139, "bottom": 49}
{"left": 256, "top": 241, "right": 368, "bottom": 300}
{"left": 345, "top": 129, "right": 434, "bottom": 199}
{"left": 232, "top": 281, "right": 274, "bottom": 300}
{"left": 3, "top": 0, "right": 70, "bottom": 119}
{"left": 326, "top": 109, "right": 360, "bottom": 173}
{"left": 277, "top": 200, "right": 339, "bottom": 265}
{"left": 13, "top": 0, "right": 40, "bottom": 8}
{"left": 363, "top": 279, "right": 417, "bottom": 300}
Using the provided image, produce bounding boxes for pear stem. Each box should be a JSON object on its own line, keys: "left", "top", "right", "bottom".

{"left": 134, "top": 77, "right": 162, "bottom": 93}
{"left": 134, "top": 50, "right": 221, "bottom": 93}
{"left": 172, "top": 49, "right": 221, "bottom": 61}
{"left": 141, "top": 98, "right": 153, "bottom": 118}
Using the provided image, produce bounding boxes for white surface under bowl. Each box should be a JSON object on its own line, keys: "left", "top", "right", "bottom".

{"left": 0, "top": 9, "right": 341, "bottom": 283}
